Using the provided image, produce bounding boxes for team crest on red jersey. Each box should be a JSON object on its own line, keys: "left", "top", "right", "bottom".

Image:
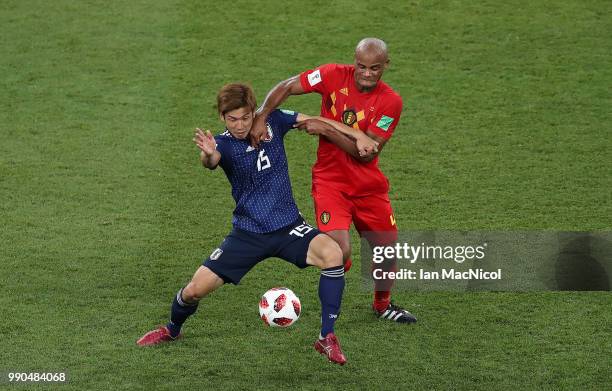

{"left": 320, "top": 211, "right": 331, "bottom": 225}
{"left": 342, "top": 109, "right": 357, "bottom": 126}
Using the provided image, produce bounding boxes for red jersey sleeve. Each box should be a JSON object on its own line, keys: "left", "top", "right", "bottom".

{"left": 367, "top": 93, "right": 403, "bottom": 140}
{"left": 299, "top": 64, "right": 339, "bottom": 95}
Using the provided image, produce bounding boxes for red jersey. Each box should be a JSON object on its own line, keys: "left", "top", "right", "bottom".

{"left": 299, "top": 64, "right": 403, "bottom": 196}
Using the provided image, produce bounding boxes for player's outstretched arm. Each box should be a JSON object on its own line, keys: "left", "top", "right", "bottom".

{"left": 295, "top": 119, "right": 375, "bottom": 162}
{"left": 294, "top": 117, "right": 381, "bottom": 162}
{"left": 313, "top": 116, "right": 380, "bottom": 154}
{"left": 319, "top": 117, "right": 390, "bottom": 160}
{"left": 250, "top": 76, "right": 305, "bottom": 147}
{"left": 193, "top": 128, "right": 221, "bottom": 170}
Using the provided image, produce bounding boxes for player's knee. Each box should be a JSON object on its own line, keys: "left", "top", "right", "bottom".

{"left": 321, "top": 240, "right": 343, "bottom": 268}
{"left": 324, "top": 230, "right": 351, "bottom": 261}
{"left": 182, "top": 281, "right": 206, "bottom": 302}
{"left": 307, "top": 234, "right": 343, "bottom": 268}
{"left": 183, "top": 266, "right": 224, "bottom": 301}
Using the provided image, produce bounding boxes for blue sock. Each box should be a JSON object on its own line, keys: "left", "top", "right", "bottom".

{"left": 319, "top": 266, "right": 345, "bottom": 337}
{"left": 166, "top": 288, "right": 199, "bottom": 338}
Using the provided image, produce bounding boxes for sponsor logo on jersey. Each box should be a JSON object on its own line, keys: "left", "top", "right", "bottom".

{"left": 307, "top": 69, "right": 322, "bottom": 86}
{"left": 342, "top": 109, "right": 357, "bottom": 126}
{"left": 376, "top": 115, "right": 394, "bottom": 131}
{"left": 339, "top": 87, "right": 349, "bottom": 96}
{"left": 320, "top": 211, "right": 331, "bottom": 225}
{"left": 210, "top": 248, "right": 223, "bottom": 260}
{"left": 246, "top": 145, "right": 255, "bottom": 152}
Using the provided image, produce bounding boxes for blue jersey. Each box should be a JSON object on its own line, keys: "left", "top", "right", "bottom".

{"left": 214, "top": 109, "right": 301, "bottom": 233}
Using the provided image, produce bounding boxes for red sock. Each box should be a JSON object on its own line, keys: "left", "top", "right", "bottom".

{"left": 373, "top": 291, "right": 391, "bottom": 313}
{"left": 372, "top": 257, "right": 395, "bottom": 312}
{"left": 343, "top": 258, "right": 352, "bottom": 273}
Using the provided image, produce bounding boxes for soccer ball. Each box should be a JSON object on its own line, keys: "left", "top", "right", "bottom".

{"left": 258, "top": 287, "right": 301, "bottom": 327}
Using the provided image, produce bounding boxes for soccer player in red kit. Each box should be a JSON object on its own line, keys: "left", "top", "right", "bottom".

{"left": 250, "top": 38, "right": 416, "bottom": 323}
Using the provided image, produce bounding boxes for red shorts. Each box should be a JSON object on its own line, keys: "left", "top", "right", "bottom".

{"left": 312, "top": 183, "right": 398, "bottom": 245}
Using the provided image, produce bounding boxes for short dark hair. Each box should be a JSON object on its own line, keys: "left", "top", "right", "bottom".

{"left": 217, "top": 83, "right": 257, "bottom": 116}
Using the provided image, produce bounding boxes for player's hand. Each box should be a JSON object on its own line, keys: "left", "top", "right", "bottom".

{"left": 249, "top": 112, "right": 268, "bottom": 148}
{"left": 356, "top": 135, "right": 379, "bottom": 157}
{"left": 294, "top": 119, "right": 329, "bottom": 136}
{"left": 193, "top": 128, "right": 216, "bottom": 156}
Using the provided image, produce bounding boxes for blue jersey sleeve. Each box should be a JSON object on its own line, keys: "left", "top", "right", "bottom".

{"left": 268, "top": 109, "right": 299, "bottom": 138}
{"left": 214, "top": 134, "right": 230, "bottom": 171}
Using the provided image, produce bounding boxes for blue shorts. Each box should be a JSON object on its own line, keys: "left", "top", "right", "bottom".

{"left": 203, "top": 218, "right": 321, "bottom": 284}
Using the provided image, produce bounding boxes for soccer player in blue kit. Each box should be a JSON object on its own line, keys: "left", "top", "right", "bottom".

{"left": 137, "top": 83, "right": 377, "bottom": 365}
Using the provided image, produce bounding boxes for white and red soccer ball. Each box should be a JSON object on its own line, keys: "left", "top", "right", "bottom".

{"left": 258, "top": 287, "right": 301, "bottom": 327}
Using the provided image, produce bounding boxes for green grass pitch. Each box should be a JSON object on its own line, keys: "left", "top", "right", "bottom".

{"left": 1, "top": 1, "right": 611, "bottom": 389}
